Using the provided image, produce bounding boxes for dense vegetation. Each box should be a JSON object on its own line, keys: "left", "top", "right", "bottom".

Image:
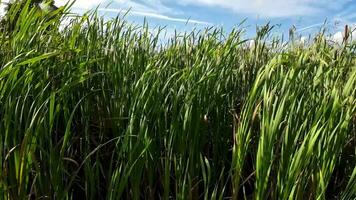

{"left": 0, "top": 1, "right": 355, "bottom": 199}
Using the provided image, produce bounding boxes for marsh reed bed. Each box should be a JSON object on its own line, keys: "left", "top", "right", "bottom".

{"left": 0, "top": 3, "right": 355, "bottom": 199}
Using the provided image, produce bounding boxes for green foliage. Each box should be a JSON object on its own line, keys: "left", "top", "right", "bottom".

{"left": 0, "top": 0, "right": 59, "bottom": 33}
{"left": 0, "top": 3, "right": 355, "bottom": 200}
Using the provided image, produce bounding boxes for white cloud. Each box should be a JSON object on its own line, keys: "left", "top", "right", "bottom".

{"left": 98, "top": 8, "right": 212, "bottom": 25}
{"left": 332, "top": 31, "right": 344, "bottom": 44}
{"left": 300, "top": 36, "right": 307, "bottom": 44}
{"left": 0, "top": 5, "right": 6, "bottom": 18}
{"left": 55, "top": 0, "right": 106, "bottom": 9}
{"left": 329, "top": 26, "right": 356, "bottom": 44}
{"left": 0, "top": 0, "right": 9, "bottom": 17}
{"left": 119, "top": 0, "right": 176, "bottom": 14}
{"left": 248, "top": 40, "right": 255, "bottom": 48}
{"left": 53, "top": 1, "right": 210, "bottom": 25}
{"left": 55, "top": 0, "right": 177, "bottom": 14}
{"left": 179, "top": 0, "right": 351, "bottom": 18}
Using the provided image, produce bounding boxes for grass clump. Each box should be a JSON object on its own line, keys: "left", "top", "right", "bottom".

{"left": 0, "top": 1, "right": 355, "bottom": 199}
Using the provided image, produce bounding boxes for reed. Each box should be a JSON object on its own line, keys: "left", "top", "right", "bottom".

{"left": 0, "top": 1, "right": 355, "bottom": 199}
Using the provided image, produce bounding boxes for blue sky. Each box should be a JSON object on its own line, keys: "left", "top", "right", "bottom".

{"left": 2, "top": 0, "right": 356, "bottom": 39}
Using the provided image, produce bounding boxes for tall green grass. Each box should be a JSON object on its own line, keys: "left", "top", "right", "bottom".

{"left": 0, "top": 2, "right": 355, "bottom": 199}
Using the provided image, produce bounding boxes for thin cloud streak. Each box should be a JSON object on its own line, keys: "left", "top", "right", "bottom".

{"left": 179, "top": 0, "right": 352, "bottom": 18}
{"left": 296, "top": 22, "right": 325, "bottom": 32}
{"left": 98, "top": 8, "right": 212, "bottom": 25}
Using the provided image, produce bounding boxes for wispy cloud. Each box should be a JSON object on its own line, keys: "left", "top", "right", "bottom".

{"left": 55, "top": 0, "right": 179, "bottom": 15}
{"left": 118, "top": 0, "right": 178, "bottom": 15}
{"left": 55, "top": 0, "right": 106, "bottom": 9}
{"left": 179, "top": 0, "right": 352, "bottom": 18}
{"left": 53, "top": 1, "right": 210, "bottom": 25}
{"left": 330, "top": 3, "right": 356, "bottom": 32}
{"left": 98, "top": 8, "right": 212, "bottom": 25}
{"left": 296, "top": 22, "right": 325, "bottom": 32}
